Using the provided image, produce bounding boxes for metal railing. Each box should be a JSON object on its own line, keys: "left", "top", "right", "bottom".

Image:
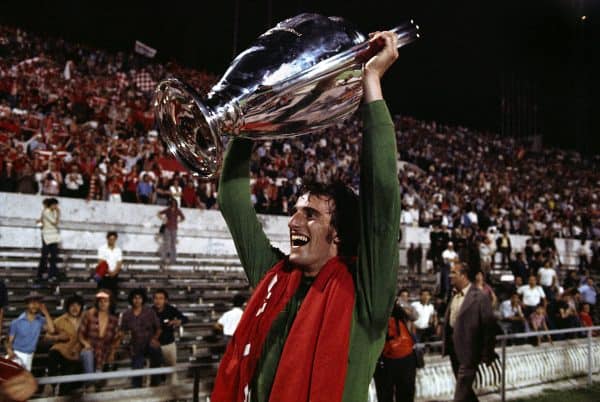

{"left": 35, "top": 362, "right": 215, "bottom": 402}
{"left": 496, "top": 325, "right": 600, "bottom": 402}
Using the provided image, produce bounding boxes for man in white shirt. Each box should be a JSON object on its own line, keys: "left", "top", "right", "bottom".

{"left": 411, "top": 289, "right": 437, "bottom": 342}
{"left": 517, "top": 275, "right": 546, "bottom": 317}
{"left": 97, "top": 231, "right": 123, "bottom": 298}
{"left": 499, "top": 293, "right": 527, "bottom": 338}
{"left": 215, "top": 294, "right": 246, "bottom": 342}
{"left": 440, "top": 242, "right": 458, "bottom": 299}
{"left": 537, "top": 262, "right": 558, "bottom": 301}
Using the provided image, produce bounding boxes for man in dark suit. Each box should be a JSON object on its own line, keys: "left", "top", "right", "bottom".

{"left": 442, "top": 262, "right": 497, "bottom": 402}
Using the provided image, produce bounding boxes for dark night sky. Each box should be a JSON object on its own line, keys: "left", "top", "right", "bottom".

{"left": 2, "top": 0, "right": 598, "bottom": 153}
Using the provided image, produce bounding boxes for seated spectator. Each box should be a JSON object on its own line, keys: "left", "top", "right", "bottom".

{"left": 121, "top": 288, "right": 162, "bottom": 388}
{"left": 152, "top": 289, "right": 189, "bottom": 385}
{"left": 518, "top": 275, "right": 546, "bottom": 318}
{"left": 553, "top": 292, "right": 581, "bottom": 338}
{"left": 563, "top": 270, "right": 580, "bottom": 292}
{"left": 136, "top": 173, "right": 154, "bottom": 204}
{"left": 579, "top": 303, "right": 593, "bottom": 328}
{"left": 7, "top": 291, "right": 55, "bottom": 370}
{"left": 79, "top": 290, "right": 120, "bottom": 381}
{"left": 500, "top": 293, "right": 528, "bottom": 338}
{"left": 45, "top": 294, "right": 84, "bottom": 395}
{"left": 529, "top": 304, "right": 552, "bottom": 346}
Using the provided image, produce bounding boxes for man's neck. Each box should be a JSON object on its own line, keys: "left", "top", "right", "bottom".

{"left": 132, "top": 306, "right": 143, "bottom": 314}
{"left": 26, "top": 311, "right": 37, "bottom": 320}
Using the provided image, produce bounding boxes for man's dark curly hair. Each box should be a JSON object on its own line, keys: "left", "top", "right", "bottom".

{"left": 128, "top": 288, "right": 148, "bottom": 305}
{"left": 298, "top": 180, "right": 360, "bottom": 257}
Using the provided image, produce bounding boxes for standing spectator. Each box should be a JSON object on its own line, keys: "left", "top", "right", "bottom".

{"left": 374, "top": 301, "right": 418, "bottom": 402}
{"left": 578, "top": 277, "right": 597, "bottom": 312}
{"left": 518, "top": 275, "right": 546, "bottom": 318}
{"left": 15, "top": 162, "right": 38, "bottom": 194}
{"left": 7, "top": 291, "right": 55, "bottom": 371}
{"left": 136, "top": 173, "right": 154, "bottom": 204}
{"left": 97, "top": 231, "right": 123, "bottom": 298}
{"left": 169, "top": 178, "right": 183, "bottom": 206}
{"left": 120, "top": 288, "right": 163, "bottom": 388}
{"left": 406, "top": 243, "right": 422, "bottom": 275}
{"left": 440, "top": 241, "right": 458, "bottom": 299}
{"left": 474, "top": 271, "right": 498, "bottom": 308}
{"left": 442, "top": 262, "right": 497, "bottom": 402}
{"left": 157, "top": 199, "right": 185, "bottom": 266}
{"left": 510, "top": 252, "right": 529, "bottom": 284}
{"left": 39, "top": 162, "right": 63, "bottom": 196}
{"left": 46, "top": 294, "right": 84, "bottom": 395}
{"left": 152, "top": 289, "right": 189, "bottom": 385}
{"left": 37, "top": 197, "right": 61, "bottom": 283}
{"left": 181, "top": 179, "right": 204, "bottom": 208}
{"left": 63, "top": 164, "right": 84, "bottom": 198}
{"left": 79, "top": 290, "right": 121, "bottom": 377}
{"left": 86, "top": 167, "right": 105, "bottom": 201}
{"left": 479, "top": 237, "right": 493, "bottom": 275}
{"left": 563, "top": 270, "right": 580, "bottom": 292}
{"left": 411, "top": 288, "right": 437, "bottom": 342}
{"left": 215, "top": 294, "right": 246, "bottom": 342}
{"left": 154, "top": 176, "right": 171, "bottom": 206}
{"left": 577, "top": 239, "right": 590, "bottom": 272}
{"left": 495, "top": 229, "right": 512, "bottom": 268}
{"left": 537, "top": 261, "right": 558, "bottom": 301}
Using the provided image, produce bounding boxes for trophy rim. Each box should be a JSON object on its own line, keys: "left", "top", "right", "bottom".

{"left": 153, "top": 78, "right": 223, "bottom": 179}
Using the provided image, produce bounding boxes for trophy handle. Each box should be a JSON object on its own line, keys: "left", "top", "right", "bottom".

{"left": 153, "top": 79, "right": 223, "bottom": 178}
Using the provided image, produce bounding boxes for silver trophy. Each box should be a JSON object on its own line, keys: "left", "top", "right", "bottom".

{"left": 154, "top": 13, "right": 419, "bottom": 178}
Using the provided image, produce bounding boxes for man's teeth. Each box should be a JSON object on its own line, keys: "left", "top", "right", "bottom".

{"left": 291, "top": 234, "right": 309, "bottom": 245}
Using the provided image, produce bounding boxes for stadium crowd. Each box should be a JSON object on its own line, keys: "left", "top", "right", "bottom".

{"left": 1, "top": 25, "right": 599, "bottom": 242}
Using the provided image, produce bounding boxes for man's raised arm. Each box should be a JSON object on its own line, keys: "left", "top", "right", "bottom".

{"left": 217, "top": 139, "right": 283, "bottom": 287}
{"left": 356, "top": 31, "right": 402, "bottom": 333}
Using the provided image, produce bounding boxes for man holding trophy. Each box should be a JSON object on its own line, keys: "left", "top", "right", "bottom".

{"left": 212, "top": 30, "right": 401, "bottom": 402}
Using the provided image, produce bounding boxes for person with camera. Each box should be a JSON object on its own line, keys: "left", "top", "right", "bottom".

{"left": 374, "top": 291, "right": 419, "bottom": 402}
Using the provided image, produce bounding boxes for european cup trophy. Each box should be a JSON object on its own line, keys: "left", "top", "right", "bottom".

{"left": 154, "top": 13, "right": 419, "bottom": 178}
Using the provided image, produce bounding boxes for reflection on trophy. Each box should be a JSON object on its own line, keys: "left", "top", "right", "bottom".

{"left": 154, "top": 13, "right": 419, "bottom": 178}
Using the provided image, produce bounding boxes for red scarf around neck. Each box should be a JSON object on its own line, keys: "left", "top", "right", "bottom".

{"left": 211, "top": 256, "right": 356, "bottom": 402}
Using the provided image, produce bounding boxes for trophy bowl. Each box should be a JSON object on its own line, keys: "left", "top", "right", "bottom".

{"left": 154, "top": 13, "right": 419, "bottom": 178}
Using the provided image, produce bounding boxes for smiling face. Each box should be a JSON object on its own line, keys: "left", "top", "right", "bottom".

{"left": 288, "top": 193, "right": 339, "bottom": 276}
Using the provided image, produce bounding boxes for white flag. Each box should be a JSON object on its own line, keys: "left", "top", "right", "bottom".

{"left": 134, "top": 40, "right": 157, "bottom": 58}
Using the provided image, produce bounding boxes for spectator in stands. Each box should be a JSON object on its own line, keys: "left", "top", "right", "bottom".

{"left": 181, "top": 178, "right": 204, "bottom": 209}
{"left": 518, "top": 275, "right": 546, "bottom": 317}
{"left": 374, "top": 300, "right": 418, "bottom": 402}
{"left": 411, "top": 288, "right": 437, "bottom": 342}
{"left": 157, "top": 198, "right": 185, "bottom": 267}
{"left": 79, "top": 290, "right": 121, "bottom": 380}
{"left": 510, "top": 252, "right": 529, "bottom": 284}
{"left": 7, "top": 291, "right": 55, "bottom": 371}
{"left": 578, "top": 277, "right": 597, "bottom": 309}
{"left": 537, "top": 260, "right": 558, "bottom": 301}
{"left": 554, "top": 292, "right": 581, "bottom": 335}
{"left": 155, "top": 176, "right": 171, "bottom": 206}
{"left": 136, "top": 173, "right": 154, "bottom": 204}
{"left": 529, "top": 304, "right": 552, "bottom": 346}
{"left": 0, "top": 357, "right": 38, "bottom": 402}
{"left": 215, "top": 294, "right": 246, "bottom": 342}
{"left": 46, "top": 294, "right": 84, "bottom": 395}
{"left": 579, "top": 303, "right": 594, "bottom": 328}
{"left": 121, "top": 288, "right": 163, "bottom": 388}
{"left": 212, "top": 34, "right": 400, "bottom": 402}
{"left": 15, "top": 162, "right": 38, "bottom": 194}
{"left": 169, "top": 177, "right": 183, "bottom": 206}
{"left": 442, "top": 262, "right": 497, "bottom": 402}
{"left": 63, "top": 164, "right": 84, "bottom": 198}
{"left": 479, "top": 236, "right": 493, "bottom": 275}
{"left": 36, "top": 197, "right": 61, "bottom": 283}
{"left": 474, "top": 271, "right": 498, "bottom": 308}
{"left": 576, "top": 238, "right": 590, "bottom": 273}
{"left": 563, "top": 270, "right": 580, "bottom": 292}
{"left": 97, "top": 231, "right": 123, "bottom": 298}
{"left": 500, "top": 293, "right": 528, "bottom": 338}
{"left": 440, "top": 241, "right": 458, "bottom": 299}
{"left": 495, "top": 229, "right": 512, "bottom": 268}
{"left": 38, "top": 162, "right": 63, "bottom": 196}
{"left": 152, "top": 288, "right": 188, "bottom": 385}
{"left": 406, "top": 243, "right": 422, "bottom": 275}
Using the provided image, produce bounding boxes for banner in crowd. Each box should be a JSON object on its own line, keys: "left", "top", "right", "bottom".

{"left": 134, "top": 40, "right": 157, "bottom": 58}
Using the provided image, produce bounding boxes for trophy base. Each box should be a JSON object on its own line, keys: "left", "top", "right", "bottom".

{"left": 154, "top": 78, "right": 223, "bottom": 178}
